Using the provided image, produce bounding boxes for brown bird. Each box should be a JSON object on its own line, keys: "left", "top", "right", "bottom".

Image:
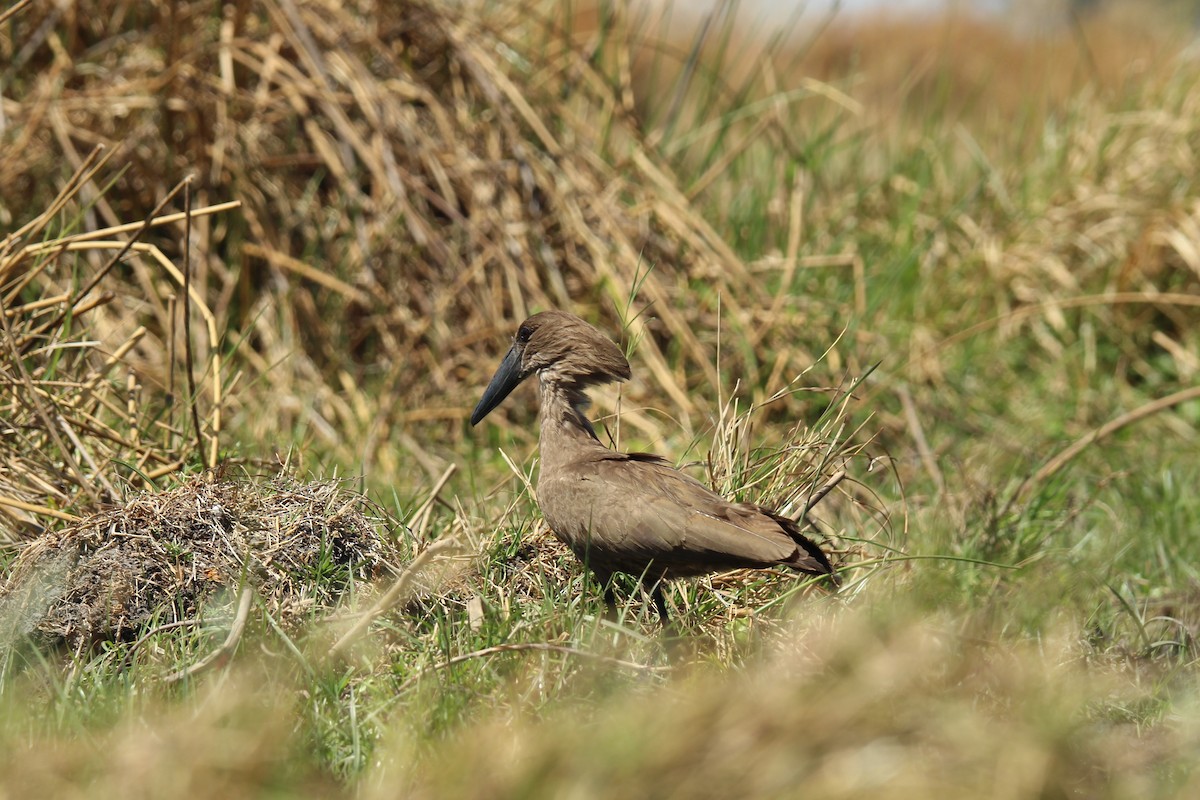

{"left": 471, "top": 310, "right": 837, "bottom": 622}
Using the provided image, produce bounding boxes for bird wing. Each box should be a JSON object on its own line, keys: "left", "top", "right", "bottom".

{"left": 553, "top": 451, "right": 831, "bottom": 578}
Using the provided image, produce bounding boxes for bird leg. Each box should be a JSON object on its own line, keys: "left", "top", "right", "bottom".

{"left": 591, "top": 569, "right": 618, "bottom": 620}
{"left": 604, "top": 585, "right": 618, "bottom": 619}
{"left": 650, "top": 583, "right": 670, "bottom": 624}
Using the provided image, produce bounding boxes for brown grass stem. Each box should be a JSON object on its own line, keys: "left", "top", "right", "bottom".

{"left": 181, "top": 179, "right": 206, "bottom": 467}
{"left": 29, "top": 180, "right": 192, "bottom": 353}
{"left": 1017, "top": 385, "right": 1200, "bottom": 505}
{"left": 409, "top": 463, "right": 458, "bottom": 541}
{"left": 0, "top": 495, "right": 80, "bottom": 523}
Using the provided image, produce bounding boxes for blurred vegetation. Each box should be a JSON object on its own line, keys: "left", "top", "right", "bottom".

{"left": 2, "top": 0, "right": 1200, "bottom": 796}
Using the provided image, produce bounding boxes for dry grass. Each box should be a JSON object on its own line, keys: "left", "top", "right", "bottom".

{"left": 1, "top": 0, "right": 854, "bottom": 483}
{"left": 0, "top": 153, "right": 238, "bottom": 542}
{"left": 0, "top": 474, "right": 392, "bottom": 649}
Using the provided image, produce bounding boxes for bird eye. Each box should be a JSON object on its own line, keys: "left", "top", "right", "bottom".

{"left": 516, "top": 324, "right": 532, "bottom": 343}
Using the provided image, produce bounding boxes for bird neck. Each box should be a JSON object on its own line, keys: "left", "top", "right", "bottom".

{"left": 537, "top": 377, "right": 606, "bottom": 467}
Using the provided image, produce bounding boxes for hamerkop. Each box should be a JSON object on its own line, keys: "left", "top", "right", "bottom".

{"left": 471, "top": 310, "right": 837, "bottom": 622}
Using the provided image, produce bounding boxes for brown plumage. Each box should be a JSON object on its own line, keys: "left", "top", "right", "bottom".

{"left": 471, "top": 310, "right": 837, "bottom": 621}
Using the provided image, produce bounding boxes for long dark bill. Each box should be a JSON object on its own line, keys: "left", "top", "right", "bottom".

{"left": 470, "top": 345, "right": 526, "bottom": 425}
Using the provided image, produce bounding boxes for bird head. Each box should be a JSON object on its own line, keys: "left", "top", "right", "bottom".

{"left": 470, "top": 310, "right": 631, "bottom": 425}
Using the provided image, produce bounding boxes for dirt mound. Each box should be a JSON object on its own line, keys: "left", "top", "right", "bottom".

{"left": 0, "top": 475, "right": 395, "bottom": 649}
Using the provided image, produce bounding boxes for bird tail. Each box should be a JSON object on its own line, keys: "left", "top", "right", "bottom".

{"left": 765, "top": 509, "right": 841, "bottom": 589}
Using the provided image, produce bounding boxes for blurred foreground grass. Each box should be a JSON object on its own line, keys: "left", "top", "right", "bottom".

{"left": 2, "top": 1, "right": 1200, "bottom": 796}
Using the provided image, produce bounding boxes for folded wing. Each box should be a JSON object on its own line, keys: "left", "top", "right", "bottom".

{"left": 565, "top": 451, "right": 835, "bottom": 579}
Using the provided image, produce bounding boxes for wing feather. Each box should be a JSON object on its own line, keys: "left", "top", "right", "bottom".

{"left": 543, "top": 451, "right": 832, "bottom": 578}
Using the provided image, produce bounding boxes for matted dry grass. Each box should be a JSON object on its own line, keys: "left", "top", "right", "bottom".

{"left": 0, "top": 474, "right": 394, "bottom": 649}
